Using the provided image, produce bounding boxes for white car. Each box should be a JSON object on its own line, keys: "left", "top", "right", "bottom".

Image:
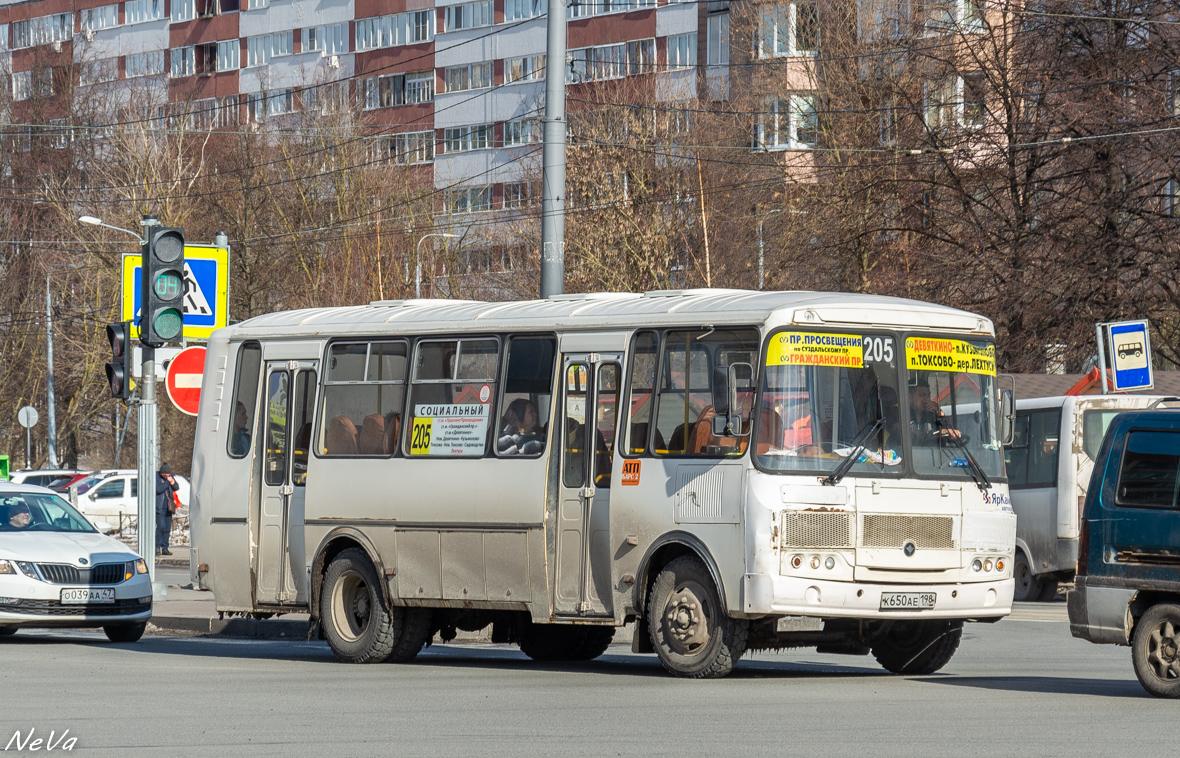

{"left": 0, "top": 483, "right": 152, "bottom": 642}
{"left": 73, "top": 472, "right": 190, "bottom": 526}
{"left": 8, "top": 470, "right": 84, "bottom": 488}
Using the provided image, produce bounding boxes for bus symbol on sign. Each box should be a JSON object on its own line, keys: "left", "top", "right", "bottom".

{"left": 621, "top": 460, "right": 641, "bottom": 486}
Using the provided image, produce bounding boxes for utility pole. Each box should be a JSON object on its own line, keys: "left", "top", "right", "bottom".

{"left": 45, "top": 273, "right": 58, "bottom": 469}
{"left": 539, "top": 0, "right": 567, "bottom": 299}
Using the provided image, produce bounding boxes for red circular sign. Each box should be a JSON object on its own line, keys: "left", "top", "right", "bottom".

{"left": 166, "top": 346, "right": 207, "bottom": 416}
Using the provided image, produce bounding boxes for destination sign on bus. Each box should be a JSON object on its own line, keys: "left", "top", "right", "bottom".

{"left": 409, "top": 403, "right": 491, "bottom": 456}
{"left": 765, "top": 332, "right": 864, "bottom": 368}
{"left": 905, "top": 338, "right": 996, "bottom": 376}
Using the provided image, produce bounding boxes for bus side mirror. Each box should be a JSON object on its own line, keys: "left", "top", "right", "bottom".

{"left": 1000, "top": 389, "right": 1015, "bottom": 446}
{"left": 711, "top": 364, "right": 750, "bottom": 438}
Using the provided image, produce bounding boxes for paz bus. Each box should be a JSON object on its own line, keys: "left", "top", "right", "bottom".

{"left": 189, "top": 289, "right": 1016, "bottom": 678}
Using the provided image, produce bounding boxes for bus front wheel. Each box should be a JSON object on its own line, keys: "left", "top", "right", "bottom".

{"left": 1013, "top": 550, "right": 1045, "bottom": 603}
{"left": 647, "top": 556, "right": 747, "bottom": 678}
{"left": 871, "top": 620, "right": 963, "bottom": 675}
{"left": 321, "top": 548, "right": 397, "bottom": 663}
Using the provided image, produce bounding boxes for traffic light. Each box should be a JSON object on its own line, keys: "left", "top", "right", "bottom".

{"left": 105, "top": 321, "right": 133, "bottom": 399}
{"left": 140, "top": 226, "right": 186, "bottom": 347}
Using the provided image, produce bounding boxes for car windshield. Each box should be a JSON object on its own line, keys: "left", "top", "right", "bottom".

{"left": 756, "top": 330, "right": 903, "bottom": 474}
{"left": 904, "top": 336, "right": 1005, "bottom": 480}
{"left": 0, "top": 492, "right": 97, "bottom": 533}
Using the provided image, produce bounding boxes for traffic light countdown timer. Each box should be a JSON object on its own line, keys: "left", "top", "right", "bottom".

{"left": 104, "top": 321, "right": 133, "bottom": 400}
{"left": 141, "top": 227, "right": 186, "bottom": 347}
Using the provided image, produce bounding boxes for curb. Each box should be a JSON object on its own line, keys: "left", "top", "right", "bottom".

{"left": 149, "top": 615, "right": 308, "bottom": 639}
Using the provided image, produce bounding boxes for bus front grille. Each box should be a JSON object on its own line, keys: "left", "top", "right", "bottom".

{"left": 780, "top": 511, "right": 852, "bottom": 549}
{"left": 860, "top": 515, "right": 956, "bottom": 550}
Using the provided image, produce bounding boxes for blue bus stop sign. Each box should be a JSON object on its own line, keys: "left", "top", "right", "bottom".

{"left": 1108, "top": 320, "right": 1153, "bottom": 391}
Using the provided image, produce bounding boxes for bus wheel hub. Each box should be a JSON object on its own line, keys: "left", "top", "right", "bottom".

{"left": 666, "top": 588, "right": 708, "bottom": 651}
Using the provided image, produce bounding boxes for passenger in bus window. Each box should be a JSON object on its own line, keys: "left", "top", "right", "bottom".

{"left": 230, "top": 402, "right": 251, "bottom": 456}
{"left": 909, "top": 378, "right": 960, "bottom": 445}
{"left": 498, "top": 399, "right": 545, "bottom": 455}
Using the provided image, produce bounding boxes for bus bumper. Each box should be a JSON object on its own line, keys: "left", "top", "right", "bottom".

{"left": 741, "top": 573, "right": 1013, "bottom": 621}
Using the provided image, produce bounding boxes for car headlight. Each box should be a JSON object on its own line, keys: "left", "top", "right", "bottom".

{"left": 135, "top": 559, "right": 148, "bottom": 575}
{"left": 0, "top": 560, "right": 14, "bottom": 575}
{"left": 15, "top": 562, "right": 39, "bottom": 580}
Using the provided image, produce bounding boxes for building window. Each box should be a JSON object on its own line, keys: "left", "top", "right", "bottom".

{"left": 363, "top": 71, "right": 435, "bottom": 109}
{"left": 79, "top": 59, "right": 118, "bottom": 85}
{"left": 12, "top": 70, "right": 32, "bottom": 101}
{"left": 12, "top": 13, "right": 72, "bottom": 49}
{"left": 373, "top": 131, "right": 435, "bottom": 164}
{"left": 171, "top": 46, "right": 196, "bottom": 77}
{"left": 443, "top": 124, "right": 493, "bottom": 153}
{"left": 504, "top": 182, "right": 534, "bottom": 208}
{"left": 506, "top": 0, "right": 544, "bottom": 21}
{"left": 245, "top": 0, "right": 268, "bottom": 10}
{"left": 81, "top": 5, "right": 119, "bottom": 32}
{"left": 878, "top": 95, "right": 897, "bottom": 145}
{"left": 1165, "top": 177, "right": 1179, "bottom": 218}
{"left": 217, "top": 39, "right": 240, "bottom": 71}
{"left": 304, "top": 23, "right": 349, "bottom": 55}
{"left": 505, "top": 118, "right": 539, "bottom": 146}
{"left": 445, "top": 186, "right": 493, "bottom": 213}
{"left": 570, "top": 39, "right": 655, "bottom": 82}
{"left": 445, "top": 1, "right": 493, "bottom": 32}
{"left": 185, "top": 94, "right": 239, "bottom": 128}
{"left": 356, "top": 10, "right": 434, "bottom": 51}
{"left": 126, "top": 50, "right": 166, "bottom": 78}
{"left": 248, "top": 89, "right": 295, "bottom": 121}
{"left": 706, "top": 13, "right": 729, "bottom": 66}
{"left": 505, "top": 54, "right": 545, "bottom": 83}
{"left": 962, "top": 72, "right": 986, "bottom": 127}
{"left": 246, "top": 32, "right": 292, "bottom": 66}
{"left": 757, "top": 93, "right": 817, "bottom": 149}
{"left": 923, "top": 76, "right": 957, "bottom": 130}
{"left": 758, "top": 1, "right": 818, "bottom": 58}
{"left": 666, "top": 33, "right": 697, "bottom": 70}
{"left": 172, "top": 0, "right": 196, "bottom": 22}
{"left": 125, "top": 0, "right": 165, "bottom": 25}
{"left": 445, "top": 62, "right": 492, "bottom": 92}
{"left": 568, "top": 0, "right": 654, "bottom": 17}
{"left": 273, "top": 30, "right": 293, "bottom": 57}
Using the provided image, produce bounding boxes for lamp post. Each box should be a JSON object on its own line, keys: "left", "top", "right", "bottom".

{"left": 45, "top": 263, "right": 79, "bottom": 469}
{"left": 415, "top": 233, "right": 459, "bottom": 299}
{"left": 756, "top": 208, "right": 784, "bottom": 292}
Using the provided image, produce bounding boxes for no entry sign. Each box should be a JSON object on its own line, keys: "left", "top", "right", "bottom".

{"left": 165, "top": 346, "right": 207, "bottom": 416}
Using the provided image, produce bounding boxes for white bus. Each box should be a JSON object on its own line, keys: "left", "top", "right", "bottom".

{"left": 189, "top": 290, "right": 1016, "bottom": 678}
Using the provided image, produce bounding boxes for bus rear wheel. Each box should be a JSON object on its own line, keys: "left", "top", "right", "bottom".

{"left": 647, "top": 556, "right": 747, "bottom": 679}
{"left": 321, "top": 548, "right": 396, "bottom": 663}
{"left": 871, "top": 620, "right": 963, "bottom": 675}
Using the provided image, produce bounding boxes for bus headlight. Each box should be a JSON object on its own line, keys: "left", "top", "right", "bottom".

{"left": 810, "top": 556, "right": 821, "bottom": 570}
{"left": 791, "top": 555, "right": 802, "bottom": 569}
{"left": 972, "top": 559, "right": 982, "bottom": 572}
{"left": 824, "top": 557, "right": 835, "bottom": 570}
{"left": 984, "top": 559, "right": 994, "bottom": 572}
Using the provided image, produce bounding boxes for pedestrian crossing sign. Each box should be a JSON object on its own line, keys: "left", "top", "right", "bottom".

{"left": 122, "top": 244, "right": 229, "bottom": 341}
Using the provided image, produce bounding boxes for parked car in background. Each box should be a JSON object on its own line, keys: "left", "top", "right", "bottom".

{"left": 0, "top": 483, "right": 152, "bottom": 642}
{"left": 8, "top": 470, "right": 82, "bottom": 488}
{"left": 72, "top": 471, "right": 189, "bottom": 530}
{"left": 1068, "top": 406, "right": 1180, "bottom": 697}
{"left": 47, "top": 472, "right": 94, "bottom": 493}
{"left": 1006, "top": 395, "right": 1168, "bottom": 601}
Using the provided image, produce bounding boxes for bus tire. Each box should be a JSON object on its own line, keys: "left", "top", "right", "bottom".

{"left": 1131, "top": 603, "right": 1180, "bottom": 698}
{"left": 871, "top": 620, "right": 963, "bottom": 675}
{"left": 0, "top": 626, "right": 17, "bottom": 637}
{"left": 570, "top": 627, "right": 615, "bottom": 661}
{"left": 519, "top": 624, "right": 584, "bottom": 661}
{"left": 103, "top": 622, "right": 147, "bottom": 643}
{"left": 321, "top": 548, "right": 396, "bottom": 664}
{"left": 647, "top": 556, "right": 747, "bottom": 679}
{"left": 385, "top": 608, "right": 432, "bottom": 663}
{"left": 1012, "top": 551, "right": 1044, "bottom": 602}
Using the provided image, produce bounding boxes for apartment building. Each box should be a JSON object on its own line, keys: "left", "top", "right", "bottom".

{"left": 0, "top": 0, "right": 786, "bottom": 217}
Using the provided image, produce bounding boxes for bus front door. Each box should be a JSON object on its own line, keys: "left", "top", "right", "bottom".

{"left": 256, "top": 361, "right": 318, "bottom": 607}
{"left": 555, "top": 355, "right": 622, "bottom": 617}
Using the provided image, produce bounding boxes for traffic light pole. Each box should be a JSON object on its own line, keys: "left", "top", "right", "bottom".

{"left": 137, "top": 215, "right": 163, "bottom": 598}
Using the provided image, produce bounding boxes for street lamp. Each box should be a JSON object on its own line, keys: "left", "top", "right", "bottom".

{"left": 415, "top": 233, "right": 459, "bottom": 299}
{"left": 78, "top": 215, "right": 145, "bottom": 243}
{"left": 756, "top": 208, "right": 784, "bottom": 292}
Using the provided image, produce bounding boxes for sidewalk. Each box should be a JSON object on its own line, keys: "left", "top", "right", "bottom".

{"left": 148, "top": 549, "right": 309, "bottom": 639}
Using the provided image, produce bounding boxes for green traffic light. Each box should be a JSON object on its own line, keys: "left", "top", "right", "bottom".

{"left": 154, "top": 308, "right": 183, "bottom": 340}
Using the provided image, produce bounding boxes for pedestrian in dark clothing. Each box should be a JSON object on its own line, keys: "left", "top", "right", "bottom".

{"left": 156, "top": 463, "right": 179, "bottom": 556}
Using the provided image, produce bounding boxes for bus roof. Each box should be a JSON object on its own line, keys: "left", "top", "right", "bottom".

{"left": 223, "top": 289, "right": 995, "bottom": 340}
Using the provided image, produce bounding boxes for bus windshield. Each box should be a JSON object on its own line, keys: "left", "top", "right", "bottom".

{"left": 756, "top": 330, "right": 902, "bottom": 475}
{"left": 904, "top": 336, "right": 1004, "bottom": 481}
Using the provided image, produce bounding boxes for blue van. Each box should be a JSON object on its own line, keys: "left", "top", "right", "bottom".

{"left": 1068, "top": 407, "right": 1180, "bottom": 697}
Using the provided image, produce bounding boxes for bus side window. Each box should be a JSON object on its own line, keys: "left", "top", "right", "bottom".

{"left": 407, "top": 338, "right": 499, "bottom": 457}
{"left": 623, "top": 331, "right": 658, "bottom": 455}
{"left": 496, "top": 336, "right": 556, "bottom": 458}
{"left": 1005, "top": 414, "right": 1030, "bottom": 487}
{"left": 1026, "top": 410, "right": 1061, "bottom": 487}
{"left": 595, "top": 363, "right": 621, "bottom": 486}
{"left": 227, "top": 342, "right": 262, "bottom": 459}
{"left": 291, "top": 369, "right": 316, "bottom": 485}
{"left": 317, "top": 341, "right": 408, "bottom": 457}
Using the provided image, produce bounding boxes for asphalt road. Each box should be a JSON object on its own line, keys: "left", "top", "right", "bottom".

{"left": 0, "top": 608, "right": 1164, "bottom": 758}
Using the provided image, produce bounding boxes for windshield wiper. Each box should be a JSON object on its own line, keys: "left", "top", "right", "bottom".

{"left": 936, "top": 417, "right": 991, "bottom": 492}
{"left": 823, "top": 418, "right": 886, "bottom": 487}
